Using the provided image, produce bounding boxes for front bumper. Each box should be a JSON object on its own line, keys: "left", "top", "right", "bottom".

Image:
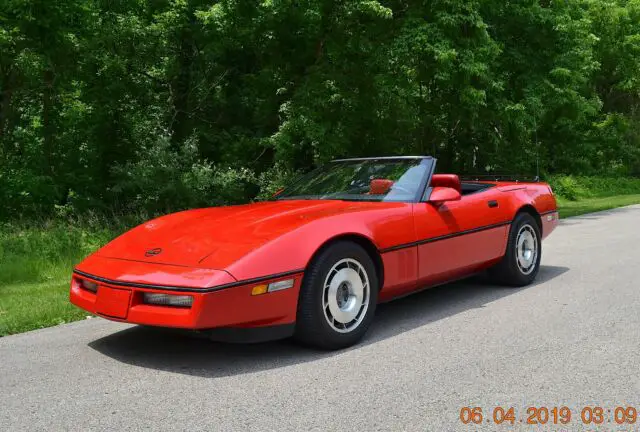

{"left": 70, "top": 270, "right": 302, "bottom": 332}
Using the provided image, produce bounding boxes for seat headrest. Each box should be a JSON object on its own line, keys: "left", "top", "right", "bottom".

{"left": 369, "top": 179, "right": 394, "bottom": 195}
{"left": 430, "top": 174, "right": 461, "bottom": 193}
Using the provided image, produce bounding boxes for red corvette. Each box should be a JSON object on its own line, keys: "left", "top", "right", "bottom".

{"left": 70, "top": 156, "right": 558, "bottom": 349}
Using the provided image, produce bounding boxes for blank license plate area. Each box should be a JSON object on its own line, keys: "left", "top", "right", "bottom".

{"left": 95, "top": 287, "right": 131, "bottom": 319}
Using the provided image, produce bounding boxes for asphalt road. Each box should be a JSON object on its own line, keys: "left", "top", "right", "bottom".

{"left": 2, "top": 205, "right": 640, "bottom": 431}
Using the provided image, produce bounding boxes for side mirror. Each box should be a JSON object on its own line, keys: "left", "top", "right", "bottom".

{"left": 429, "top": 186, "right": 461, "bottom": 205}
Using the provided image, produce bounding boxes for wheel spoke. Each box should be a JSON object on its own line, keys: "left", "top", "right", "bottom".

{"left": 515, "top": 224, "right": 538, "bottom": 275}
{"left": 321, "top": 257, "right": 371, "bottom": 334}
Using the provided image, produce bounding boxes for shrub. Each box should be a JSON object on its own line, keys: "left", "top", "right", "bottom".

{"left": 549, "top": 176, "right": 586, "bottom": 201}
{"left": 110, "top": 136, "right": 260, "bottom": 215}
{"left": 548, "top": 175, "right": 640, "bottom": 200}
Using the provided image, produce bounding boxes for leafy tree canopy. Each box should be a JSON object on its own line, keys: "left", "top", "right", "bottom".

{"left": 1, "top": 0, "right": 639, "bottom": 218}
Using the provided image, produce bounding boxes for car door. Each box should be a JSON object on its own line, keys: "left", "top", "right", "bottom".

{"left": 413, "top": 188, "right": 511, "bottom": 286}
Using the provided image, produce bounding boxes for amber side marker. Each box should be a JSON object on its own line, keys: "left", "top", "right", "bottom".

{"left": 251, "top": 279, "right": 295, "bottom": 296}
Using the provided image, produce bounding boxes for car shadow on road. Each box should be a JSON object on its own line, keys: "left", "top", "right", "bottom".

{"left": 88, "top": 265, "right": 569, "bottom": 378}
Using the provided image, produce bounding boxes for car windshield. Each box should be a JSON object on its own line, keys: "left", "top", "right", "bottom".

{"left": 276, "top": 158, "right": 433, "bottom": 202}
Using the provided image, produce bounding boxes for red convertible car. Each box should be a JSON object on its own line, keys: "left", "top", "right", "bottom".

{"left": 70, "top": 156, "right": 558, "bottom": 349}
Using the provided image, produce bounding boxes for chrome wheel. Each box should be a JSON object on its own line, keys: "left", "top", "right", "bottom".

{"left": 322, "top": 258, "right": 370, "bottom": 334}
{"left": 516, "top": 224, "right": 538, "bottom": 275}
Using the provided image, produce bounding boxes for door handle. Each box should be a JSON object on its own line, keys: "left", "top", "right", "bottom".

{"left": 488, "top": 200, "right": 498, "bottom": 208}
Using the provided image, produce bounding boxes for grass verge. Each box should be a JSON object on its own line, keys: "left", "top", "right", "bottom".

{"left": 0, "top": 222, "right": 121, "bottom": 336}
{"left": 557, "top": 194, "right": 640, "bottom": 218}
{"left": 0, "top": 281, "right": 88, "bottom": 336}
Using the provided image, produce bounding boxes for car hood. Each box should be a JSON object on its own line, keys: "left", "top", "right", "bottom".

{"left": 96, "top": 200, "right": 380, "bottom": 269}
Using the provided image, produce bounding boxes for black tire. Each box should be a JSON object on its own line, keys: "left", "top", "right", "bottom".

{"left": 294, "top": 241, "right": 379, "bottom": 350}
{"left": 488, "top": 212, "right": 542, "bottom": 287}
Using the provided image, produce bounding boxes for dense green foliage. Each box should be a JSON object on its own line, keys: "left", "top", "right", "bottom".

{"left": 549, "top": 174, "right": 640, "bottom": 199}
{"left": 2, "top": 0, "right": 640, "bottom": 219}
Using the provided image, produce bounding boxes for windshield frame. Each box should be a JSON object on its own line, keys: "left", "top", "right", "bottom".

{"left": 274, "top": 156, "right": 436, "bottom": 204}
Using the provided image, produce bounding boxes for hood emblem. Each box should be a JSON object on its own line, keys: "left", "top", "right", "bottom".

{"left": 145, "top": 248, "right": 163, "bottom": 257}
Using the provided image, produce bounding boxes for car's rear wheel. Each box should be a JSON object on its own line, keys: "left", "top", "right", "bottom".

{"left": 488, "top": 212, "right": 542, "bottom": 286}
{"left": 295, "top": 241, "right": 379, "bottom": 350}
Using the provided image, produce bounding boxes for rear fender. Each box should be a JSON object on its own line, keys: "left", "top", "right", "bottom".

{"left": 501, "top": 185, "right": 558, "bottom": 239}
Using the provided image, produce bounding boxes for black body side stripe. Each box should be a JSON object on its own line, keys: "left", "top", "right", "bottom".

{"left": 380, "top": 220, "right": 512, "bottom": 254}
{"left": 73, "top": 268, "right": 305, "bottom": 293}
{"left": 74, "top": 210, "right": 557, "bottom": 289}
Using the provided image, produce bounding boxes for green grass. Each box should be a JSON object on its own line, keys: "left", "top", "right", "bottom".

{"left": 557, "top": 194, "right": 640, "bottom": 218}
{"left": 0, "top": 281, "right": 88, "bottom": 336}
{"left": 2, "top": 179, "right": 640, "bottom": 337}
{"left": 0, "top": 222, "right": 122, "bottom": 336}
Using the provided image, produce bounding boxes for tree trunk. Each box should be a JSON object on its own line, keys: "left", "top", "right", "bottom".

{"left": 42, "top": 68, "right": 55, "bottom": 176}
{"left": 0, "top": 68, "right": 15, "bottom": 147}
{"left": 170, "top": 11, "right": 195, "bottom": 148}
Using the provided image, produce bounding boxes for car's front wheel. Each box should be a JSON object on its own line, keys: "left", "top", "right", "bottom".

{"left": 295, "top": 241, "right": 379, "bottom": 350}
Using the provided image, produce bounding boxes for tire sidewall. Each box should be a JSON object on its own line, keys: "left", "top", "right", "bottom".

{"left": 296, "top": 241, "right": 379, "bottom": 349}
{"left": 507, "top": 213, "right": 542, "bottom": 285}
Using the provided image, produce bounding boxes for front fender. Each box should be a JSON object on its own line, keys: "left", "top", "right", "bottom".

{"left": 220, "top": 204, "right": 415, "bottom": 281}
